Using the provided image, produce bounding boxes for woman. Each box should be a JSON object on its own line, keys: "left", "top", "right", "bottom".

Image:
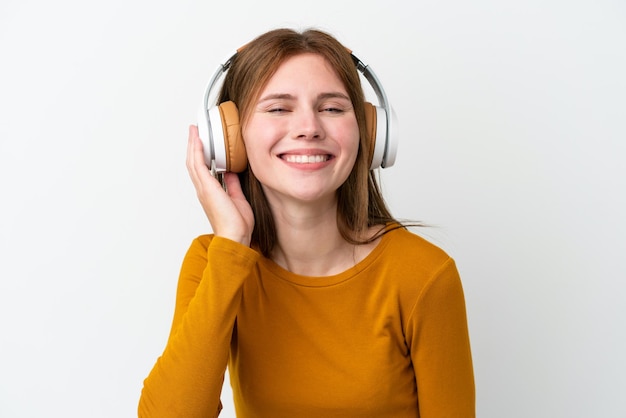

{"left": 139, "top": 28, "right": 474, "bottom": 417}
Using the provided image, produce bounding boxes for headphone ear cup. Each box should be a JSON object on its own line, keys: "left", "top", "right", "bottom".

{"left": 216, "top": 101, "right": 247, "bottom": 173}
{"left": 363, "top": 101, "right": 388, "bottom": 170}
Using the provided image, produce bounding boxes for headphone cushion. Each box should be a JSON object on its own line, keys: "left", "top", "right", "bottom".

{"left": 218, "top": 101, "right": 247, "bottom": 173}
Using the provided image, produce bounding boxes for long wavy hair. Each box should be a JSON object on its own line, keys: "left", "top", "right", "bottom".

{"left": 217, "top": 28, "right": 401, "bottom": 257}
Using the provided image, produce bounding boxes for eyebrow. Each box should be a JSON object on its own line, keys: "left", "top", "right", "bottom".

{"left": 258, "top": 92, "right": 351, "bottom": 103}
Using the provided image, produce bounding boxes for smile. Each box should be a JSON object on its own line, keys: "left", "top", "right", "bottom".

{"left": 282, "top": 154, "right": 331, "bottom": 164}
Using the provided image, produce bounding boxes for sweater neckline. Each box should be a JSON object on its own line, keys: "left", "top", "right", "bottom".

{"left": 258, "top": 227, "right": 395, "bottom": 287}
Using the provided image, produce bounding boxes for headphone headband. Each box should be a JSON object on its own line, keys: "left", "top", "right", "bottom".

{"left": 350, "top": 52, "right": 398, "bottom": 168}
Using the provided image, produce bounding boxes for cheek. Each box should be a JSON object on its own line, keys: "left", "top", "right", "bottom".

{"left": 241, "top": 121, "right": 275, "bottom": 170}
{"left": 242, "top": 117, "right": 287, "bottom": 152}
{"left": 241, "top": 120, "right": 263, "bottom": 155}
{"left": 343, "top": 122, "right": 361, "bottom": 157}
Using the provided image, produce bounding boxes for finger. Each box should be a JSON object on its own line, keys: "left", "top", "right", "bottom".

{"left": 186, "top": 125, "right": 201, "bottom": 176}
{"left": 223, "top": 172, "right": 243, "bottom": 198}
{"left": 187, "top": 125, "right": 214, "bottom": 189}
{"left": 187, "top": 126, "right": 203, "bottom": 164}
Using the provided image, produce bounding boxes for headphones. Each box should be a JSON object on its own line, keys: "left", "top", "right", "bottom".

{"left": 197, "top": 48, "right": 398, "bottom": 173}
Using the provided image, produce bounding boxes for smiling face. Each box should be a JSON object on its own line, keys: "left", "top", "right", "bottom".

{"left": 242, "top": 53, "right": 360, "bottom": 207}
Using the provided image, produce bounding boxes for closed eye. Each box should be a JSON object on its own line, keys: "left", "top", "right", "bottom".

{"left": 320, "top": 104, "right": 353, "bottom": 115}
{"left": 267, "top": 106, "right": 292, "bottom": 113}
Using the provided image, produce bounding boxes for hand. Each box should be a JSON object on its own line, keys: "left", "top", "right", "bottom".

{"left": 186, "top": 125, "right": 254, "bottom": 246}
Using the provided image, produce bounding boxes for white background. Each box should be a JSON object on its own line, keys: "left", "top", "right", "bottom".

{"left": 1, "top": 0, "right": 624, "bottom": 417}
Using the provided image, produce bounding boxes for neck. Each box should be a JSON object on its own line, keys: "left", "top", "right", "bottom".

{"left": 268, "top": 198, "right": 357, "bottom": 276}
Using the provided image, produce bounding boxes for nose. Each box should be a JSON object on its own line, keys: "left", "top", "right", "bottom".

{"left": 291, "top": 109, "right": 324, "bottom": 140}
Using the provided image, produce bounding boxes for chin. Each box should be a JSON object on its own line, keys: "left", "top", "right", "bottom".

{"left": 264, "top": 185, "right": 338, "bottom": 207}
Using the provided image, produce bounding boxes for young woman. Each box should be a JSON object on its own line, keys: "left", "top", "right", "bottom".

{"left": 139, "top": 28, "right": 474, "bottom": 417}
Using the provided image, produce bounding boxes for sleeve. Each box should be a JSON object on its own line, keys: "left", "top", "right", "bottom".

{"left": 138, "top": 235, "right": 260, "bottom": 418}
{"left": 405, "top": 258, "right": 475, "bottom": 417}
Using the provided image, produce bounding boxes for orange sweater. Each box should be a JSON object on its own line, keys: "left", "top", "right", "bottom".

{"left": 139, "top": 228, "right": 474, "bottom": 417}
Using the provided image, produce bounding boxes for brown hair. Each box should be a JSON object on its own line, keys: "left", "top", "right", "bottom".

{"left": 217, "top": 28, "right": 401, "bottom": 257}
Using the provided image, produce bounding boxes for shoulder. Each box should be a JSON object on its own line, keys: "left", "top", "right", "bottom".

{"left": 185, "top": 233, "right": 257, "bottom": 256}
{"left": 370, "top": 227, "right": 461, "bottom": 304}
{"left": 175, "top": 235, "right": 215, "bottom": 291}
{"left": 360, "top": 227, "right": 463, "bottom": 333}
{"left": 183, "top": 234, "right": 260, "bottom": 269}
{"left": 381, "top": 227, "right": 453, "bottom": 274}
{"left": 181, "top": 234, "right": 214, "bottom": 267}
{"left": 188, "top": 234, "right": 214, "bottom": 252}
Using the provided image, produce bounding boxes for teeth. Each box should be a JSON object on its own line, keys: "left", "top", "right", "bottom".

{"left": 284, "top": 155, "right": 329, "bottom": 164}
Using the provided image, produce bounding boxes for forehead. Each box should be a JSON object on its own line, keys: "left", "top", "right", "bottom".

{"left": 260, "top": 53, "right": 347, "bottom": 93}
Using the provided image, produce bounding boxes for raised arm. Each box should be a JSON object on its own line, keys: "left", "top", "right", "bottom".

{"left": 139, "top": 125, "right": 258, "bottom": 417}
{"left": 138, "top": 236, "right": 259, "bottom": 417}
